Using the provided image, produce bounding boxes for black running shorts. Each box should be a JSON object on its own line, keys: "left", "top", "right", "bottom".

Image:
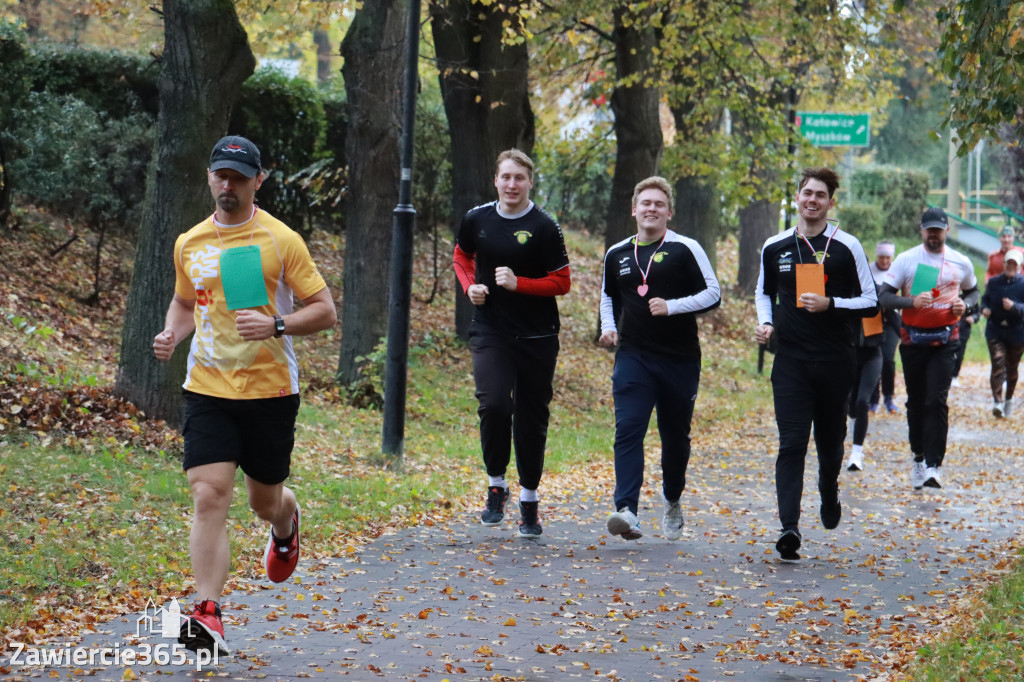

{"left": 181, "top": 390, "right": 301, "bottom": 485}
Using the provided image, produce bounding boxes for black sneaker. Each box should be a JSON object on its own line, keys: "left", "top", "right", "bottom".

{"left": 480, "top": 486, "right": 510, "bottom": 526}
{"left": 517, "top": 501, "right": 542, "bottom": 538}
{"left": 820, "top": 485, "right": 842, "bottom": 530}
{"left": 776, "top": 529, "right": 801, "bottom": 561}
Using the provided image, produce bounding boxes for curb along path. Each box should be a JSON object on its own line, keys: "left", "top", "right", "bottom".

{"left": 7, "top": 363, "right": 1024, "bottom": 681}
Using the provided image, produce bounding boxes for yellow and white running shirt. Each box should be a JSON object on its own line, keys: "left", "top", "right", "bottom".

{"left": 173, "top": 208, "right": 327, "bottom": 399}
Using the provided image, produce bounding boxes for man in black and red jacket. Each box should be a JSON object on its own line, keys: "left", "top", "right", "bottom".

{"left": 453, "top": 149, "right": 570, "bottom": 539}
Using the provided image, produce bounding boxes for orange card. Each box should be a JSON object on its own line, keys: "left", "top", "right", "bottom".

{"left": 862, "top": 312, "right": 883, "bottom": 336}
{"left": 795, "top": 263, "right": 825, "bottom": 307}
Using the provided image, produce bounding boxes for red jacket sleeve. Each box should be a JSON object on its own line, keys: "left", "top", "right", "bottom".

{"left": 514, "top": 266, "right": 571, "bottom": 296}
{"left": 453, "top": 244, "right": 476, "bottom": 294}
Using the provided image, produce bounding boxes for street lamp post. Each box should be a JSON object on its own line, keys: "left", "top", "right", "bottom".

{"left": 381, "top": 0, "right": 421, "bottom": 460}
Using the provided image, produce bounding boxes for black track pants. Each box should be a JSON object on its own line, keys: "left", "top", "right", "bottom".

{"left": 771, "top": 353, "right": 855, "bottom": 532}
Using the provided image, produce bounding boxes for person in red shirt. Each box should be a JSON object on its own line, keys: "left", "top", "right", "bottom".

{"left": 986, "top": 224, "right": 1017, "bottom": 281}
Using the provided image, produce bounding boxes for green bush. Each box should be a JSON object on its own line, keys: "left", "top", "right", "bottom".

{"left": 290, "top": 92, "right": 348, "bottom": 235}
{"left": 25, "top": 43, "right": 159, "bottom": 118}
{"left": 413, "top": 82, "right": 453, "bottom": 235}
{"left": 851, "top": 165, "right": 930, "bottom": 239}
{"left": 9, "top": 45, "right": 158, "bottom": 240}
{"left": 230, "top": 68, "right": 328, "bottom": 237}
{"left": 536, "top": 122, "right": 615, "bottom": 232}
{"left": 837, "top": 202, "right": 885, "bottom": 241}
{"left": 0, "top": 24, "right": 31, "bottom": 129}
{"left": 8, "top": 91, "right": 153, "bottom": 303}
{"left": 0, "top": 22, "right": 31, "bottom": 227}
{"left": 9, "top": 92, "right": 153, "bottom": 229}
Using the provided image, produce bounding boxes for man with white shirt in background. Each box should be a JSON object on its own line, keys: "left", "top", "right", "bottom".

{"left": 878, "top": 207, "right": 980, "bottom": 490}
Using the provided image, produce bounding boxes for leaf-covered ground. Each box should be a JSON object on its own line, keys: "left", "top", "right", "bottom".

{"left": 2, "top": 208, "right": 1023, "bottom": 680}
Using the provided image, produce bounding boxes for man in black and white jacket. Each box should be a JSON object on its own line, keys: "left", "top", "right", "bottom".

{"left": 754, "top": 166, "right": 877, "bottom": 561}
{"left": 599, "top": 176, "right": 720, "bottom": 542}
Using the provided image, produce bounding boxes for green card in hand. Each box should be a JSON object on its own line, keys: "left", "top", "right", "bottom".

{"left": 909, "top": 263, "right": 940, "bottom": 296}
{"left": 221, "top": 245, "right": 269, "bottom": 310}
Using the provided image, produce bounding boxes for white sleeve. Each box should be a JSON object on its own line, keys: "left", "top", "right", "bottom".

{"left": 832, "top": 239, "right": 878, "bottom": 311}
{"left": 599, "top": 251, "right": 617, "bottom": 334}
{"left": 665, "top": 241, "right": 721, "bottom": 315}
{"left": 754, "top": 250, "right": 773, "bottom": 325}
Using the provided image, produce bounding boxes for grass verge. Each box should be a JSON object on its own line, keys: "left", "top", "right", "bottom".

{"left": 903, "top": 549, "right": 1024, "bottom": 681}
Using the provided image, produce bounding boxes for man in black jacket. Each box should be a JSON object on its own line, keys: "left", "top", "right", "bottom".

{"left": 754, "top": 167, "right": 877, "bottom": 560}
{"left": 981, "top": 248, "right": 1024, "bottom": 418}
{"left": 599, "top": 176, "right": 721, "bottom": 541}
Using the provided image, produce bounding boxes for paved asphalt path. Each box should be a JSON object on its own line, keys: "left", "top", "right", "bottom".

{"left": 4, "top": 363, "right": 1022, "bottom": 682}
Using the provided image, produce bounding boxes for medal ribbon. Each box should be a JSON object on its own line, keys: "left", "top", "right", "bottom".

{"left": 795, "top": 219, "right": 838, "bottom": 265}
{"left": 634, "top": 233, "right": 666, "bottom": 297}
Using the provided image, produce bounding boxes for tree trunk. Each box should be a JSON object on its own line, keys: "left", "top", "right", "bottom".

{"left": 738, "top": 198, "right": 778, "bottom": 296}
{"left": 113, "top": 0, "right": 255, "bottom": 426}
{"left": 605, "top": 3, "right": 663, "bottom": 252}
{"left": 429, "top": 0, "right": 535, "bottom": 339}
{"left": 996, "top": 122, "right": 1024, "bottom": 218}
{"left": 313, "top": 29, "right": 332, "bottom": 84}
{"left": 673, "top": 175, "right": 720, "bottom": 271}
{"left": 336, "top": 0, "right": 407, "bottom": 384}
{"left": 0, "top": 138, "right": 10, "bottom": 229}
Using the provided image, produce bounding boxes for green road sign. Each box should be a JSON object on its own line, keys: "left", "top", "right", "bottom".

{"left": 796, "top": 112, "right": 870, "bottom": 147}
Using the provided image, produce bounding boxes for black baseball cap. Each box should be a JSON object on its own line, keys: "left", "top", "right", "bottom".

{"left": 920, "top": 207, "right": 948, "bottom": 230}
{"left": 209, "top": 135, "right": 261, "bottom": 178}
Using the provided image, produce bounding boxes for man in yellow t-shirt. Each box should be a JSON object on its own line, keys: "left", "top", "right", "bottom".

{"left": 152, "top": 136, "right": 337, "bottom": 656}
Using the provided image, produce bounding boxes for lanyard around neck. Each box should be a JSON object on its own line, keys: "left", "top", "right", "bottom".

{"left": 929, "top": 247, "right": 947, "bottom": 287}
{"left": 212, "top": 206, "right": 259, "bottom": 248}
{"left": 633, "top": 233, "right": 666, "bottom": 296}
{"left": 795, "top": 220, "right": 837, "bottom": 265}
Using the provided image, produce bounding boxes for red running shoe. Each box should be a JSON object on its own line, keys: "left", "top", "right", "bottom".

{"left": 264, "top": 505, "right": 300, "bottom": 583}
{"left": 178, "top": 599, "right": 229, "bottom": 655}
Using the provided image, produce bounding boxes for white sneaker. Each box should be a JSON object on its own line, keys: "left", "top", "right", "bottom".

{"left": 661, "top": 493, "right": 683, "bottom": 540}
{"left": 923, "top": 466, "right": 942, "bottom": 489}
{"left": 950, "top": 377, "right": 960, "bottom": 387}
{"left": 607, "top": 508, "right": 642, "bottom": 540}
{"left": 993, "top": 401, "right": 1005, "bottom": 418}
{"left": 911, "top": 461, "right": 927, "bottom": 489}
{"left": 846, "top": 450, "right": 864, "bottom": 472}
{"left": 1005, "top": 399, "right": 1014, "bottom": 418}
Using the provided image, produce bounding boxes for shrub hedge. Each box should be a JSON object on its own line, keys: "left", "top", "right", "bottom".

{"left": 6, "top": 43, "right": 352, "bottom": 238}
{"left": 847, "top": 165, "right": 930, "bottom": 240}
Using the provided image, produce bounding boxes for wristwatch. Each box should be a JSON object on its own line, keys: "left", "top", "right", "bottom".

{"left": 273, "top": 314, "right": 285, "bottom": 338}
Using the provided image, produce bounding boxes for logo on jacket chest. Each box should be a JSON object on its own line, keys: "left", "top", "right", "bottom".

{"left": 777, "top": 250, "right": 793, "bottom": 273}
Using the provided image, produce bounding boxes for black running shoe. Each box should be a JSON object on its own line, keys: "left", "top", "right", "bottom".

{"left": 820, "top": 486, "right": 842, "bottom": 530}
{"left": 517, "top": 501, "right": 542, "bottom": 538}
{"left": 776, "top": 529, "right": 802, "bottom": 561}
{"left": 480, "top": 486, "right": 510, "bottom": 526}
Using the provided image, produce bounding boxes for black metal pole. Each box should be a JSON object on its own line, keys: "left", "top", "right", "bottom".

{"left": 382, "top": 0, "right": 420, "bottom": 459}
